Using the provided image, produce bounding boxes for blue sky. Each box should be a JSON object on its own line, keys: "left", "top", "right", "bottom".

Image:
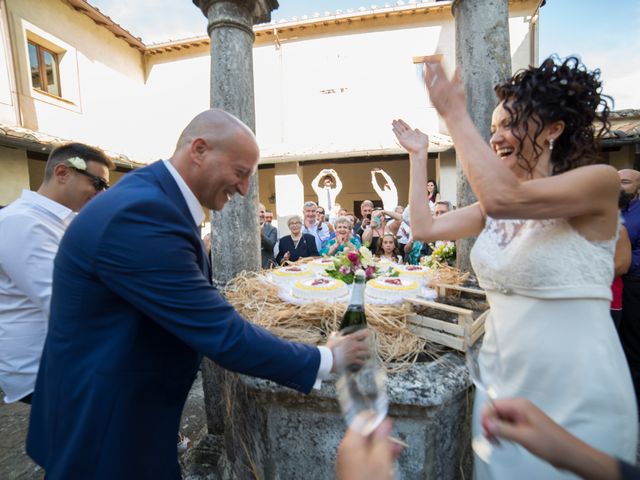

{"left": 90, "top": 0, "right": 640, "bottom": 109}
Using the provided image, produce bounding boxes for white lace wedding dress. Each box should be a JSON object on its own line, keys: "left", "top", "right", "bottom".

{"left": 470, "top": 217, "right": 637, "bottom": 479}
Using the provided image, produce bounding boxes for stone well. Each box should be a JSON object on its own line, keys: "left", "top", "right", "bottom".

{"left": 198, "top": 353, "right": 472, "bottom": 479}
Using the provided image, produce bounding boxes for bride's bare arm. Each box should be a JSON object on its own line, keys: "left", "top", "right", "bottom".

{"left": 392, "top": 119, "right": 484, "bottom": 242}
{"left": 422, "top": 61, "right": 619, "bottom": 223}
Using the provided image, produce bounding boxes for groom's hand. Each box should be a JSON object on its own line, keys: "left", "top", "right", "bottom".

{"left": 327, "top": 329, "right": 370, "bottom": 373}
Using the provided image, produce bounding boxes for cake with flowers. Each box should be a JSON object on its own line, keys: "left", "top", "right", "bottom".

{"left": 366, "top": 277, "right": 420, "bottom": 301}
{"left": 291, "top": 277, "right": 349, "bottom": 301}
{"left": 270, "top": 265, "right": 313, "bottom": 285}
{"left": 309, "top": 257, "right": 336, "bottom": 273}
{"left": 393, "top": 264, "right": 430, "bottom": 281}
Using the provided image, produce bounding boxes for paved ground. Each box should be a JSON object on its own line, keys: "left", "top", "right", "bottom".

{"left": 0, "top": 373, "right": 207, "bottom": 480}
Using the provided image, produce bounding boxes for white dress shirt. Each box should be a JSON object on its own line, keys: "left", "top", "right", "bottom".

{"left": 0, "top": 190, "right": 74, "bottom": 403}
{"left": 162, "top": 160, "right": 333, "bottom": 386}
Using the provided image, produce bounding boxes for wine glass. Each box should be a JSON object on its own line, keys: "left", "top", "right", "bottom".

{"left": 464, "top": 313, "right": 519, "bottom": 463}
{"left": 334, "top": 329, "right": 389, "bottom": 436}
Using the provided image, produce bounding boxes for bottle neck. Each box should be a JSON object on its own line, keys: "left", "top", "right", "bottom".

{"left": 349, "top": 277, "right": 365, "bottom": 307}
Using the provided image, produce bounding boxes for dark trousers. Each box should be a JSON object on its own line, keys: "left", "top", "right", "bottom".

{"left": 621, "top": 276, "right": 640, "bottom": 412}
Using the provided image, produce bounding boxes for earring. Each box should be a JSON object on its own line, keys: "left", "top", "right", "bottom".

{"left": 549, "top": 138, "right": 554, "bottom": 151}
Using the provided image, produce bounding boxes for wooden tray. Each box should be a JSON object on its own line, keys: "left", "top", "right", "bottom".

{"left": 405, "top": 284, "right": 488, "bottom": 352}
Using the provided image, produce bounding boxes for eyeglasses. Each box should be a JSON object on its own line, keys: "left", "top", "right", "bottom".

{"left": 71, "top": 167, "right": 109, "bottom": 191}
{"left": 289, "top": 221, "right": 302, "bottom": 226}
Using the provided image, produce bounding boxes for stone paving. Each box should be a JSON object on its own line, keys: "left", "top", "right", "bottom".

{"left": 0, "top": 373, "right": 207, "bottom": 480}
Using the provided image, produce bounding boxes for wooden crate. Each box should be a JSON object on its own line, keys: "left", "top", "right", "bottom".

{"left": 405, "top": 284, "right": 488, "bottom": 352}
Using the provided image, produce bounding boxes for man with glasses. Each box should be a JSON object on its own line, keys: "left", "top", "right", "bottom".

{"left": 0, "top": 142, "right": 112, "bottom": 405}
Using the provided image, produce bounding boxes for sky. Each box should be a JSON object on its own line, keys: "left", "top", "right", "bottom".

{"left": 90, "top": 0, "right": 640, "bottom": 110}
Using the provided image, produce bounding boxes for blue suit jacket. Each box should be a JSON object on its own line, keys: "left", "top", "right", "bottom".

{"left": 26, "top": 161, "right": 320, "bottom": 479}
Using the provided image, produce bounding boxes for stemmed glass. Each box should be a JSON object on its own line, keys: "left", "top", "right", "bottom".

{"left": 334, "top": 330, "right": 389, "bottom": 436}
{"left": 464, "top": 312, "right": 518, "bottom": 463}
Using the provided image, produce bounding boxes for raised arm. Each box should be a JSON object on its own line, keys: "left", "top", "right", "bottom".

{"left": 380, "top": 170, "right": 397, "bottom": 193}
{"left": 422, "top": 61, "right": 619, "bottom": 226}
{"left": 371, "top": 170, "right": 384, "bottom": 197}
{"left": 311, "top": 170, "right": 325, "bottom": 197}
{"left": 392, "top": 119, "right": 484, "bottom": 242}
{"left": 330, "top": 169, "right": 343, "bottom": 195}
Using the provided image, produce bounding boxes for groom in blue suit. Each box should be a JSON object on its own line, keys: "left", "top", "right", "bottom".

{"left": 26, "top": 110, "right": 366, "bottom": 479}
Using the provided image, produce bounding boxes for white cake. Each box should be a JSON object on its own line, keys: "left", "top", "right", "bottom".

{"left": 309, "top": 257, "right": 336, "bottom": 273}
{"left": 393, "top": 264, "right": 430, "bottom": 281}
{"left": 366, "top": 277, "right": 420, "bottom": 301}
{"left": 270, "top": 265, "right": 313, "bottom": 285}
{"left": 292, "top": 278, "right": 349, "bottom": 301}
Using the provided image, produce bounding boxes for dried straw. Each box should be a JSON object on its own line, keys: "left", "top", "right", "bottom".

{"left": 223, "top": 271, "right": 429, "bottom": 373}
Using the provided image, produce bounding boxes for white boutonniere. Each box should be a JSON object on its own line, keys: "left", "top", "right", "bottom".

{"left": 67, "top": 156, "right": 87, "bottom": 170}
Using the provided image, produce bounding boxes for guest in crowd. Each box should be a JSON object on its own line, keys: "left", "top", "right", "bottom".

{"left": 427, "top": 179, "right": 440, "bottom": 213}
{"left": 276, "top": 214, "right": 319, "bottom": 264}
{"left": 320, "top": 216, "right": 361, "bottom": 256}
{"left": 264, "top": 209, "right": 274, "bottom": 224}
{"left": 376, "top": 232, "right": 402, "bottom": 263}
{"left": 316, "top": 206, "right": 335, "bottom": 234}
{"left": 354, "top": 200, "right": 374, "bottom": 237}
{"left": 0, "top": 143, "right": 112, "bottom": 405}
{"left": 362, "top": 208, "right": 403, "bottom": 252}
{"left": 433, "top": 200, "right": 452, "bottom": 217}
{"left": 259, "top": 203, "right": 278, "bottom": 269}
{"left": 312, "top": 168, "right": 342, "bottom": 213}
{"left": 27, "top": 110, "right": 366, "bottom": 478}
{"left": 619, "top": 168, "right": 640, "bottom": 409}
{"left": 481, "top": 398, "right": 639, "bottom": 480}
{"left": 394, "top": 56, "right": 636, "bottom": 477}
{"left": 301, "top": 201, "right": 330, "bottom": 251}
{"left": 371, "top": 168, "right": 398, "bottom": 212}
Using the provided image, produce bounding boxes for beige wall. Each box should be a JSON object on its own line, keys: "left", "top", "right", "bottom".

{"left": 6, "top": 0, "right": 148, "bottom": 160}
{"left": 0, "top": 145, "right": 27, "bottom": 205}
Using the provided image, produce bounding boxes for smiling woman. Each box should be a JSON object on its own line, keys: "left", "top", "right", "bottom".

{"left": 393, "top": 55, "right": 637, "bottom": 479}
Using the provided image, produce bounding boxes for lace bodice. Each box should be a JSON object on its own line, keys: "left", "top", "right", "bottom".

{"left": 470, "top": 217, "right": 616, "bottom": 300}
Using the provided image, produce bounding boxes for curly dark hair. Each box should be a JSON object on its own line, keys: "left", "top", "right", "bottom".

{"left": 494, "top": 55, "right": 611, "bottom": 176}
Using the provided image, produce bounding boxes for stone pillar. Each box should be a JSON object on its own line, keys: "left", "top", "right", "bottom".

{"left": 193, "top": 0, "right": 279, "bottom": 474}
{"left": 452, "top": 0, "right": 511, "bottom": 273}
{"left": 195, "top": 0, "right": 277, "bottom": 287}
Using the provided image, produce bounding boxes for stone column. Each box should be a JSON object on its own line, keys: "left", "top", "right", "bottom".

{"left": 195, "top": 0, "right": 277, "bottom": 287}
{"left": 452, "top": 0, "right": 511, "bottom": 274}
{"left": 192, "top": 0, "right": 279, "bottom": 474}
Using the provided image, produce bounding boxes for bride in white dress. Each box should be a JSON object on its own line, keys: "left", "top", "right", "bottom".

{"left": 392, "top": 56, "right": 637, "bottom": 479}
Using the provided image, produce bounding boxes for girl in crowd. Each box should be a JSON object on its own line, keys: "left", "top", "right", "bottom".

{"left": 376, "top": 233, "right": 402, "bottom": 263}
{"left": 393, "top": 56, "right": 636, "bottom": 478}
{"left": 427, "top": 179, "right": 440, "bottom": 213}
{"left": 275, "top": 215, "right": 318, "bottom": 264}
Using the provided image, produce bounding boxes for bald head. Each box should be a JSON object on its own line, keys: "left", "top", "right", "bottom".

{"left": 175, "top": 109, "right": 256, "bottom": 154}
{"left": 171, "top": 109, "right": 260, "bottom": 211}
{"left": 618, "top": 169, "right": 640, "bottom": 196}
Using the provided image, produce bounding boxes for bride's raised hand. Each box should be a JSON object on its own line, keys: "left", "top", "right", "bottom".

{"left": 423, "top": 61, "right": 466, "bottom": 119}
{"left": 391, "top": 119, "right": 429, "bottom": 156}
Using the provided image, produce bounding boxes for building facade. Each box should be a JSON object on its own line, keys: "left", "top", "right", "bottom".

{"left": 0, "top": 0, "right": 635, "bottom": 228}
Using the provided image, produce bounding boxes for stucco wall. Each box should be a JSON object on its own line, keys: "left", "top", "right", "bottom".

{"left": 0, "top": 145, "right": 27, "bottom": 205}
{"left": 6, "top": 0, "right": 147, "bottom": 160}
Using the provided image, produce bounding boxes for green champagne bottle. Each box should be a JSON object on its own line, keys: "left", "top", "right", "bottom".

{"left": 340, "top": 269, "right": 367, "bottom": 335}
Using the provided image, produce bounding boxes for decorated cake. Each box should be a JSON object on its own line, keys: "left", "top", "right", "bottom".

{"left": 309, "top": 257, "right": 336, "bottom": 272}
{"left": 393, "top": 264, "right": 430, "bottom": 281}
{"left": 292, "top": 277, "right": 349, "bottom": 301}
{"left": 271, "top": 265, "right": 313, "bottom": 285}
{"left": 366, "top": 277, "right": 420, "bottom": 301}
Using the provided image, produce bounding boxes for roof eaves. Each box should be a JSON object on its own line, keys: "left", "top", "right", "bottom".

{"left": 69, "top": 0, "right": 145, "bottom": 52}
